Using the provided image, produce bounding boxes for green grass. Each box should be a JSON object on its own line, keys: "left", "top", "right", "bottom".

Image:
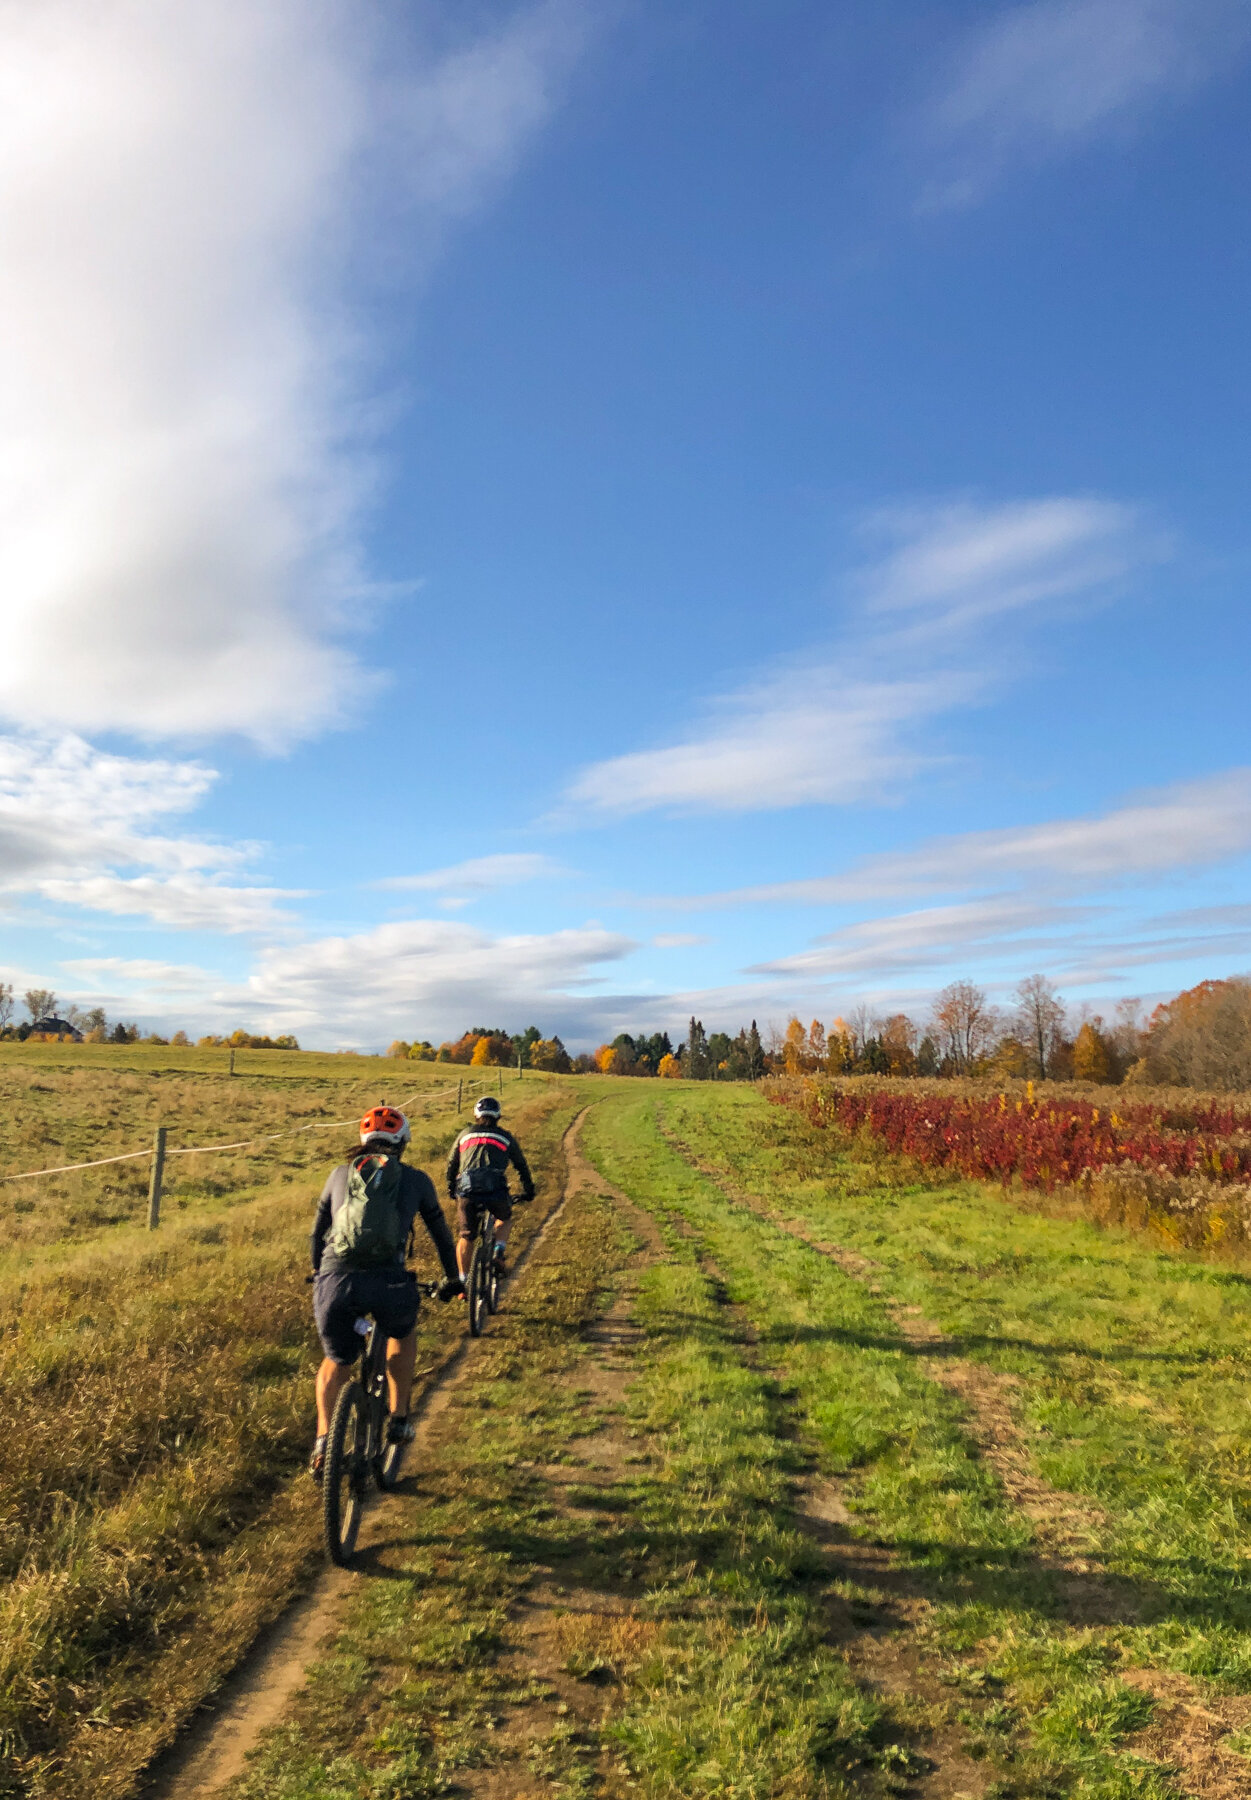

{"left": 582, "top": 1085, "right": 1219, "bottom": 1798}
{"left": 227, "top": 1137, "right": 908, "bottom": 1800}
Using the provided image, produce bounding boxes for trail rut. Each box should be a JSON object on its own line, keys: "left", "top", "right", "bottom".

{"left": 139, "top": 1108, "right": 592, "bottom": 1799}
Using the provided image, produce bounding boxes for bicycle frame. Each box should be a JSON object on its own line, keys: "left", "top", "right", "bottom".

{"left": 322, "top": 1277, "right": 437, "bottom": 1566}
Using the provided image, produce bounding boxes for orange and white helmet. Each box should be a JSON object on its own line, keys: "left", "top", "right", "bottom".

{"left": 360, "top": 1105, "right": 410, "bottom": 1149}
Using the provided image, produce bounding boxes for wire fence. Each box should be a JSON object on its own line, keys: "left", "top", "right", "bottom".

{"left": 0, "top": 1070, "right": 503, "bottom": 1188}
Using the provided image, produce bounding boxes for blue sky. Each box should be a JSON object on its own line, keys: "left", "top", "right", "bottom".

{"left": 1, "top": 0, "right": 1250, "bottom": 1048}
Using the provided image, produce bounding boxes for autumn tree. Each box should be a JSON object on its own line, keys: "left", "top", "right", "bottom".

{"left": 1014, "top": 975, "right": 1066, "bottom": 1080}
{"left": 930, "top": 981, "right": 997, "bottom": 1075}
{"left": 707, "top": 1031, "right": 733, "bottom": 1077}
{"left": 879, "top": 1013, "right": 917, "bottom": 1076}
{"left": 1145, "top": 979, "right": 1251, "bottom": 1090}
{"left": 782, "top": 1016, "right": 808, "bottom": 1075}
{"left": 594, "top": 1044, "right": 618, "bottom": 1073}
{"left": 387, "top": 1040, "right": 411, "bottom": 1059}
{"left": 0, "top": 983, "right": 12, "bottom": 1031}
{"left": 1073, "top": 1019, "right": 1113, "bottom": 1084}
{"left": 24, "top": 988, "right": 56, "bottom": 1024}
{"left": 657, "top": 1052, "right": 681, "bottom": 1078}
{"left": 828, "top": 1020, "right": 854, "bottom": 1074}
{"left": 530, "top": 1036, "right": 572, "bottom": 1073}
{"left": 808, "top": 1020, "right": 827, "bottom": 1070}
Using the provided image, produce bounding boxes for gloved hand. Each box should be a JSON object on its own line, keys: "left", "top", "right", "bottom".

{"left": 438, "top": 1275, "right": 466, "bottom": 1303}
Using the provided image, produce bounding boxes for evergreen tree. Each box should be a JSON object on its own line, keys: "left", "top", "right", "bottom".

{"left": 686, "top": 1016, "right": 710, "bottom": 1080}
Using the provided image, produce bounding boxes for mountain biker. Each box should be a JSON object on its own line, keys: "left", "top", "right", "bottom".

{"left": 308, "top": 1105, "right": 461, "bottom": 1481}
{"left": 447, "top": 1094, "right": 535, "bottom": 1279}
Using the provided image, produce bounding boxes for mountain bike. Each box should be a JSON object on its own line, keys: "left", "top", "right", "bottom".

{"left": 323, "top": 1280, "right": 438, "bottom": 1566}
{"left": 466, "top": 1190, "right": 528, "bottom": 1338}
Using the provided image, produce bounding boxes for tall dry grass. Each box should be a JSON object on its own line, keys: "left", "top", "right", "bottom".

{"left": 0, "top": 1045, "right": 575, "bottom": 1798}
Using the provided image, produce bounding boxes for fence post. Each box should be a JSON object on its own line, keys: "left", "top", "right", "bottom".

{"left": 498, "top": 1068, "right": 503, "bottom": 1097}
{"left": 229, "top": 1046, "right": 235, "bottom": 1077}
{"left": 147, "top": 1126, "right": 167, "bottom": 1230}
{"left": 456, "top": 1077, "right": 463, "bottom": 1114}
{"left": 517, "top": 1047, "right": 523, "bottom": 1080}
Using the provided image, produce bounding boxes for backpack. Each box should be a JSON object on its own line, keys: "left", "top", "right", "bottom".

{"left": 329, "top": 1154, "right": 407, "bottom": 1266}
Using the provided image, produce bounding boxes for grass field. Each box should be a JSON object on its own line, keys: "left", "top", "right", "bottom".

{"left": 8, "top": 1060, "right": 1251, "bottom": 1797}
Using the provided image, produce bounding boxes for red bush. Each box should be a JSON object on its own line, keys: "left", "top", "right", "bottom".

{"left": 774, "top": 1083, "right": 1251, "bottom": 1191}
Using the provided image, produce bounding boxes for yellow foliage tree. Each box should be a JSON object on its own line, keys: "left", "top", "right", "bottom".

{"left": 470, "top": 1036, "right": 492, "bottom": 1066}
{"left": 594, "top": 1044, "right": 618, "bottom": 1073}
{"left": 387, "top": 1039, "right": 411, "bottom": 1059}
{"left": 1074, "top": 1020, "right": 1112, "bottom": 1084}
{"left": 783, "top": 1016, "right": 807, "bottom": 1075}
{"left": 808, "top": 1021, "right": 827, "bottom": 1069}
{"left": 657, "top": 1052, "right": 681, "bottom": 1078}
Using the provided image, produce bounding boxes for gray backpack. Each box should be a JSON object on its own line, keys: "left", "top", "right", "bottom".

{"left": 329, "top": 1154, "right": 406, "bottom": 1266}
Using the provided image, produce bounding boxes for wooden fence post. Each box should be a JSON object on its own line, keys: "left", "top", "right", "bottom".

{"left": 456, "top": 1077, "right": 463, "bottom": 1114}
{"left": 498, "top": 1068, "right": 503, "bottom": 1097}
{"left": 517, "top": 1047, "right": 523, "bottom": 1080}
{"left": 229, "top": 1046, "right": 235, "bottom": 1077}
{"left": 147, "top": 1126, "right": 167, "bottom": 1230}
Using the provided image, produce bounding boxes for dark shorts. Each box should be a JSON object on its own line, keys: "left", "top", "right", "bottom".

{"left": 313, "top": 1263, "right": 419, "bottom": 1365}
{"left": 456, "top": 1190, "right": 513, "bottom": 1237}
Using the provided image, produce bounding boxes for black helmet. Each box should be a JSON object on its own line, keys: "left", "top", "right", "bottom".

{"left": 473, "top": 1095, "right": 501, "bottom": 1120}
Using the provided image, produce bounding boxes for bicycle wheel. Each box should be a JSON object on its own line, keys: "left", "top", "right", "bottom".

{"left": 468, "top": 1237, "right": 489, "bottom": 1337}
{"left": 323, "top": 1380, "right": 368, "bottom": 1565}
{"left": 486, "top": 1239, "right": 501, "bottom": 1314}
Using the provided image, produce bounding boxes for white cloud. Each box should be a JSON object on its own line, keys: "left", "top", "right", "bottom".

{"left": 660, "top": 770, "right": 1251, "bottom": 909}
{"left": 0, "top": 732, "right": 297, "bottom": 932}
{"left": 376, "top": 853, "right": 568, "bottom": 893}
{"left": 653, "top": 933, "right": 708, "bottom": 948}
{"left": 0, "top": 0, "right": 587, "bottom": 746}
{"left": 563, "top": 497, "right": 1149, "bottom": 818}
{"left": 921, "top": 0, "right": 1249, "bottom": 209}
{"left": 242, "top": 917, "right": 639, "bottom": 1044}
{"left": 564, "top": 670, "right": 959, "bottom": 816}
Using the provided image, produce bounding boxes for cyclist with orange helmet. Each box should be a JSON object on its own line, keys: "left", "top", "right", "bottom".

{"left": 308, "top": 1104, "right": 461, "bottom": 1481}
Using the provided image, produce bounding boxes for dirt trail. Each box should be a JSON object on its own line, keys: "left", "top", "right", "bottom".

{"left": 140, "top": 1109, "right": 592, "bottom": 1800}
{"left": 440, "top": 1117, "right": 669, "bottom": 1798}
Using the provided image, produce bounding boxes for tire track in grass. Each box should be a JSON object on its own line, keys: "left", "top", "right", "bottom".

{"left": 581, "top": 1090, "right": 1199, "bottom": 1800}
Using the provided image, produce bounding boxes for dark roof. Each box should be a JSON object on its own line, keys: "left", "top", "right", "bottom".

{"left": 32, "top": 1017, "right": 83, "bottom": 1039}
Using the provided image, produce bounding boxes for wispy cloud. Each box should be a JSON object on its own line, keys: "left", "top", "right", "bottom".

{"left": 919, "top": 0, "right": 1250, "bottom": 210}
{"left": 563, "top": 496, "right": 1149, "bottom": 819}
{"left": 375, "top": 853, "right": 568, "bottom": 894}
{"left": 0, "top": 0, "right": 589, "bottom": 747}
{"left": 655, "top": 770, "right": 1251, "bottom": 909}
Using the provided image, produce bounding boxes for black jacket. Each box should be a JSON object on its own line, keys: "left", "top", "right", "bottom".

{"left": 311, "top": 1155, "right": 458, "bottom": 1279}
{"left": 445, "top": 1122, "right": 534, "bottom": 1201}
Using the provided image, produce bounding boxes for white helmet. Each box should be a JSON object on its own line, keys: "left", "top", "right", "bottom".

{"left": 473, "top": 1095, "right": 501, "bottom": 1121}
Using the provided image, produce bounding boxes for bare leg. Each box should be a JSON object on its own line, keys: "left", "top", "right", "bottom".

{"left": 494, "top": 1215, "right": 513, "bottom": 1251}
{"left": 315, "top": 1357, "right": 351, "bottom": 1435}
{"left": 385, "top": 1332, "right": 418, "bottom": 1415}
{"left": 456, "top": 1233, "right": 472, "bottom": 1276}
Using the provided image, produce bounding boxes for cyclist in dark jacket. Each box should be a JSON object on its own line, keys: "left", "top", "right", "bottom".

{"left": 446, "top": 1095, "right": 535, "bottom": 1278}
{"left": 309, "top": 1105, "right": 461, "bottom": 1480}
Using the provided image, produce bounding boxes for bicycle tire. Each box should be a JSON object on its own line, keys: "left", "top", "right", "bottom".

{"left": 375, "top": 1419, "right": 407, "bottom": 1490}
{"left": 323, "top": 1380, "right": 368, "bottom": 1565}
{"left": 468, "top": 1237, "right": 488, "bottom": 1337}
{"left": 487, "top": 1245, "right": 501, "bottom": 1314}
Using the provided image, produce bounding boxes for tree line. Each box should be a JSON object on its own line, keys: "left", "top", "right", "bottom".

{"left": 0, "top": 986, "right": 298, "bottom": 1049}
{"left": 771, "top": 975, "right": 1251, "bottom": 1091}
